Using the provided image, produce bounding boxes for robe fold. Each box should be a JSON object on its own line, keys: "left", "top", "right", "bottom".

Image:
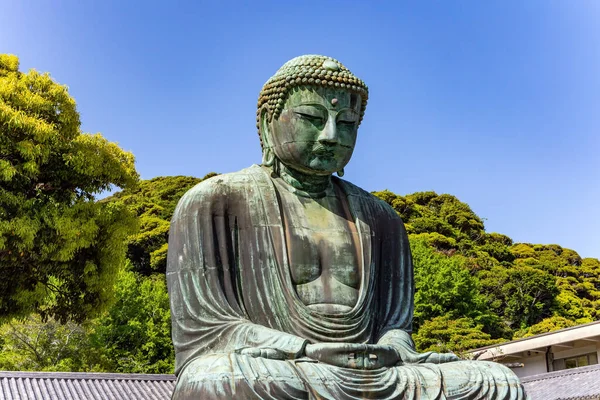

{"left": 167, "top": 165, "right": 526, "bottom": 399}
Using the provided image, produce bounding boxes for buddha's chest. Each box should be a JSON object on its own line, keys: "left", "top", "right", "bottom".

{"left": 275, "top": 184, "right": 361, "bottom": 289}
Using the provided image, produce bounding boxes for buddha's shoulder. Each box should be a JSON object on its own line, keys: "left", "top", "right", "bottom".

{"left": 176, "top": 165, "right": 268, "bottom": 207}
{"left": 335, "top": 177, "right": 401, "bottom": 222}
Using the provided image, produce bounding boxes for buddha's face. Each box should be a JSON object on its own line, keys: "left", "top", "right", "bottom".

{"left": 265, "top": 86, "right": 362, "bottom": 176}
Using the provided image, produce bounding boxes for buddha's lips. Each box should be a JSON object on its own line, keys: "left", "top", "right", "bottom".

{"left": 312, "top": 145, "right": 339, "bottom": 157}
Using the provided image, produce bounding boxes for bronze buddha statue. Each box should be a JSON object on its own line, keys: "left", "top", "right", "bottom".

{"left": 167, "top": 55, "right": 526, "bottom": 399}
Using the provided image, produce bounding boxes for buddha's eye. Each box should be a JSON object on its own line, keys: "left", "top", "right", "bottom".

{"left": 293, "top": 107, "right": 326, "bottom": 125}
{"left": 337, "top": 119, "right": 356, "bottom": 127}
{"left": 296, "top": 112, "right": 323, "bottom": 121}
{"left": 337, "top": 110, "right": 358, "bottom": 127}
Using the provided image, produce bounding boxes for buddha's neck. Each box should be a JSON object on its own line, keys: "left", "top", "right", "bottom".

{"left": 276, "top": 162, "right": 332, "bottom": 197}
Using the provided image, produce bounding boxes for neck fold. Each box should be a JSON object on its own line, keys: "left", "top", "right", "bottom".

{"left": 271, "top": 160, "right": 332, "bottom": 198}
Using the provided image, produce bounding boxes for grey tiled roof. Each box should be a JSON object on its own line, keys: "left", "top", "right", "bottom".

{"left": 521, "top": 364, "right": 600, "bottom": 400}
{"left": 3, "top": 366, "right": 600, "bottom": 400}
{"left": 0, "top": 371, "right": 175, "bottom": 400}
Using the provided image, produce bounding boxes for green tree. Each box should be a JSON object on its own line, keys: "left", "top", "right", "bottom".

{"left": 374, "top": 190, "right": 512, "bottom": 271}
{"left": 479, "top": 265, "right": 559, "bottom": 330}
{"left": 374, "top": 191, "right": 485, "bottom": 243}
{"left": 109, "top": 174, "right": 216, "bottom": 275}
{"left": 413, "top": 315, "right": 503, "bottom": 355}
{"left": 0, "top": 54, "right": 138, "bottom": 322}
{"left": 90, "top": 265, "right": 174, "bottom": 373}
{"left": 411, "top": 239, "right": 495, "bottom": 332}
{"left": 377, "top": 189, "right": 600, "bottom": 341}
{"left": 513, "top": 316, "right": 578, "bottom": 339}
{"left": 511, "top": 244, "right": 600, "bottom": 323}
{"left": 0, "top": 315, "right": 97, "bottom": 371}
{"left": 0, "top": 264, "right": 175, "bottom": 374}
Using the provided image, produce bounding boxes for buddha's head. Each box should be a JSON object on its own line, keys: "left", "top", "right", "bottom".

{"left": 257, "top": 55, "right": 368, "bottom": 177}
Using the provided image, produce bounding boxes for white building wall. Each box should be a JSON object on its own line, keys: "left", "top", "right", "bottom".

{"left": 471, "top": 322, "right": 600, "bottom": 378}
{"left": 514, "top": 354, "right": 546, "bottom": 378}
{"left": 553, "top": 344, "right": 597, "bottom": 360}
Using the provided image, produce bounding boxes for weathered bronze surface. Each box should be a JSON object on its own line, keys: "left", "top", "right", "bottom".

{"left": 167, "top": 55, "right": 527, "bottom": 399}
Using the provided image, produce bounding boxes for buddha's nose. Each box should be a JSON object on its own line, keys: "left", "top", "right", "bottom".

{"left": 318, "top": 115, "right": 339, "bottom": 145}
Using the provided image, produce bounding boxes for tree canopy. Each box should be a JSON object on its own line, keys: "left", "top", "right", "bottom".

{"left": 90, "top": 265, "right": 174, "bottom": 373}
{"left": 0, "top": 314, "right": 94, "bottom": 371}
{"left": 108, "top": 174, "right": 216, "bottom": 275}
{"left": 375, "top": 189, "right": 600, "bottom": 351}
{"left": 0, "top": 54, "right": 139, "bottom": 322}
{"left": 413, "top": 315, "right": 503, "bottom": 355}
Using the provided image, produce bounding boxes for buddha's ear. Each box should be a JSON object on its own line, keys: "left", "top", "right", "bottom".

{"left": 259, "top": 106, "right": 273, "bottom": 149}
{"left": 259, "top": 106, "right": 275, "bottom": 166}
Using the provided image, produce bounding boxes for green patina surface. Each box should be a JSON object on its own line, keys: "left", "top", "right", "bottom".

{"left": 167, "top": 55, "right": 527, "bottom": 399}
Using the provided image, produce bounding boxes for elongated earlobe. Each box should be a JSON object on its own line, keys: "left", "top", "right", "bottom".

{"left": 262, "top": 147, "right": 275, "bottom": 166}
{"left": 337, "top": 168, "right": 345, "bottom": 177}
{"left": 260, "top": 107, "right": 277, "bottom": 168}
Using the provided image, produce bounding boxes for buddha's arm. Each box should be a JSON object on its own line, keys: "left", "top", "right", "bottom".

{"left": 170, "top": 266, "right": 311, "bottom": 361}
{"left": 167, "top": 178, "right": 310, "bottom": 372}
{"left": 225, "top": 321, "right": 309, "bottom": 358}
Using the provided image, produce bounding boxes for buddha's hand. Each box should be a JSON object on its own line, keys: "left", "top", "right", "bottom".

{"left": 235, "top": 347, "right": 289, "bottom": 360}
{"left": 304, "top": 343, "right": 400, "bottom": 370}
{"left": 378, "top": 330, "right": 460, "bottom": 364}
{"left": 394, "top": 345, "right": 460, "bottom": 364}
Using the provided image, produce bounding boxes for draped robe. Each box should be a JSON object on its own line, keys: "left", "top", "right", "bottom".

{"left": 167, "top": 165, "right": 526, "bottom": 399}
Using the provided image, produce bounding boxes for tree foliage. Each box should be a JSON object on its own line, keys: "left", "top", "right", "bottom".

{"left": 90, "top": 266, "right": 174, "bottom": 373}
{"left": 513, "top": 316, "right": 578, "bottom": 339}
{"left": 374, "top": 190, "right": 485, "bottom": 246}
{"left": 411, "top": 239, "right": 492, "bottom": 331}
{"left": 413, "top": 315, "right": 504, "bottom": 355}
{"left": 109, "top": 174, "right": 216, "bottom": 275}
{"left": 479, "top": 265, "right": 559, "bottom": 330}
{"left": 0, "top": 315, "right": 97, "bottom": 371}
{"left": 374, "top": 189, "right": 600, "bottom": 342}
{"left": 511, "top": 244, "right": 600, "bottom": 323}
{"left": 0, "top": 267, "right": 174, "bottom": 373}
{"left": 0, "top": 54, "right": 139, "bottom": 322}
{"left": 0, "top": 169, "right": 216, "bottom": 372}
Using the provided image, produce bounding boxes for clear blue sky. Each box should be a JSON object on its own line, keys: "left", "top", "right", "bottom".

{"left": 2, "top": 1, "right": 598, "bottom": 258}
